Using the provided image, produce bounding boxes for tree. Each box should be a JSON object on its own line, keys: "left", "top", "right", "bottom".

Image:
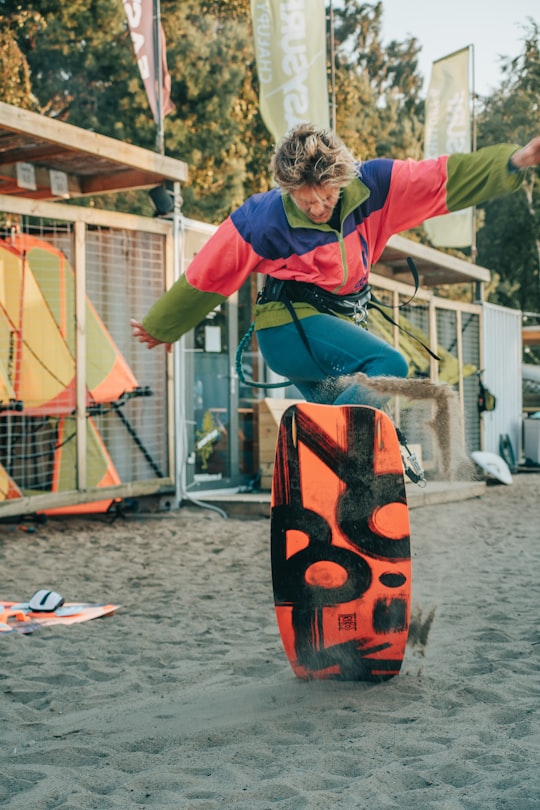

{"left": 0, "top": 0, "right": 270, "bottom": 219}
{"left": 1, "top": 1, "right": 426, "bottom": 221}
{"left": 161, "top": 1, "right": 272, "bottom": 222}
{"left": 476, "top": 20, "right": 540, "bottom": 312}
{"left": 331, "top": 1, "right": 425, "bottom": 160}
{"left": 0, "top": 7, "right": 42, "bottom": 109}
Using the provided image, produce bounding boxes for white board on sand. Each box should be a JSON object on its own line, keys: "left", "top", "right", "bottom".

{"left": 471, "top": 451, "right": 513, "bottom": 485}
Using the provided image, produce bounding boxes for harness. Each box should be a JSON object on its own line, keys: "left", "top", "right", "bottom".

{"left": 260, "top": 277, "right": 373, "bottom": 323}
{"left": 235, "top": 258, "right": 439, "bottom": 389}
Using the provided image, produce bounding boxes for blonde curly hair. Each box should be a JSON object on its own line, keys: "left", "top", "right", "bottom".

{"left": 270, "top": 123, "right": 359, "bottom": 192}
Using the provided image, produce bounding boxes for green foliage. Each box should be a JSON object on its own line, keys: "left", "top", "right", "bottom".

{"left": 332, "top": 1, "right": 424, "bottom": 159}
{"left": 1, "top": 0, "right": 426, "bottom": 221}
{"left": 476, "top": 20, "right": 540, "bottom": 312}
{"left": 10, "top": 1, "right": 135, "bottom": 126}
{"left": 0, "top": 8, "right": 42, "bottom": 109}
{"left": 161, "top": 1, "right": 272, "bottom": 221}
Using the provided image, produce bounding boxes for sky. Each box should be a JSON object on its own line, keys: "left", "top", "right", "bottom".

{"left": 378, "top": 0, "right": 538, "bottom": 96}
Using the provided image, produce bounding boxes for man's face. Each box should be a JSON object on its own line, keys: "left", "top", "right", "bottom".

{"left": 289, "top": 184, "right": 340, "bottom": 224}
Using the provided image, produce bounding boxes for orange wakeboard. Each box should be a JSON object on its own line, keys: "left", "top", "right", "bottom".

{"left": 271, "top": 404, "right": 411, "bottom": 682}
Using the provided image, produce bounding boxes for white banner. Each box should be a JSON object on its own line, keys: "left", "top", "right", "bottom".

{"left": 250, "top": 0, "right": 329, "bottom": 143}
{"left": 424, "top": 47, "right": 472, "bottom": 248}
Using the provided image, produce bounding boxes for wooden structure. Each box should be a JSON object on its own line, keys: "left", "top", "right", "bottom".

{"left": 0, "top": 102, "right": 187, "bottom": 199}
{"left": 258, "top": 398, "right": 302, "bottom": 489}
{"left": 377, "top": 233, "right": 489, "bottom": 288}
{"left": 523, "top": 325, "right": 540, "bottom": 347}
{"left": 0, "top": 102, "right": 188, "bottom": 518}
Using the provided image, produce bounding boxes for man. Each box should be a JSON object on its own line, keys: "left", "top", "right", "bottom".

{"left": 131, "top": 124, "right": 540, "bottom": 407}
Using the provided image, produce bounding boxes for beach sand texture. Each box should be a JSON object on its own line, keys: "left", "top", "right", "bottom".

{"left": 1, "top": 474, "right": 539, "bottom": 809}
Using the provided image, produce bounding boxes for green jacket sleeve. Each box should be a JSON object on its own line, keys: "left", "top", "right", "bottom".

{"left": 142, "top": 273, "right": 227, "bottom": 343}
{"left": 446, "top": 144, "right": 524, "bottom": 211}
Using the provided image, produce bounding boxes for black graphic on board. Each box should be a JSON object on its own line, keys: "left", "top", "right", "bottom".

{"left": 373, "top": 598, "right": 409, "bottom": 633}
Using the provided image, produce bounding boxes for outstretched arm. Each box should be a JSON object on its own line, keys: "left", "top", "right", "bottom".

{"left": 509, "top": 137, "right": 540, "bottom": 170}
{"left": 130, "top": 215, "right": 253, "bottom": 349}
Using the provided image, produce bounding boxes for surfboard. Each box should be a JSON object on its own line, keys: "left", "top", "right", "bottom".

{"left": 471, "top": 450, "right": 513, "bottom": 485}
{"left": 271, "top": 403, "right": 411, "bottom": 682}
{"left": 0, "top": 602, "right": 119, "bottom": 634}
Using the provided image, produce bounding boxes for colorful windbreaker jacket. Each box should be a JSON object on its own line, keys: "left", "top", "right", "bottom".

{"left": 142, "top": 144, "right": 523, "bottom": 342}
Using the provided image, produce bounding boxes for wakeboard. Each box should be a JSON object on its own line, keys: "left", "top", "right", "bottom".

{"left": 0, "top": 601, "right": 119, "bottom": 634}
{"left": 271, "top": 403, "right": 411, "bottom": 682}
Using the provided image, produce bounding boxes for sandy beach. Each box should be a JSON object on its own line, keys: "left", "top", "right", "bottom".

{"left": 1, "top": 473, "right": 539, "bottom": 809}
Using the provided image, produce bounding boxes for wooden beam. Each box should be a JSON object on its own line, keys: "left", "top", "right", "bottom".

{"left": 74, "top": 221, "right": 87, "bottom": 491}
{"left": 0, "top": 193, "right": 172, "bottom": 233}
{"left": 0, "top": 101, "right": 189, "bottom": 182}
{"left": 0, "top": 162, "right": 169, "bottom": 198}
{"left": 523, "top": 326, "right": 540, "bottom": 346}
{"left": 80, "top": 169, "right": 168, "bottom": 195}
{"left": 0, "top": 162, "right": 82, "bottom": 196}
{"left": 385, "top": 234, "right": 491, "bottom": 284}
{"left": 0, "top": 478, "right": 174, "bottom": 519}
{"left": 0, "top": 142, "right": 70, "bottom": 166}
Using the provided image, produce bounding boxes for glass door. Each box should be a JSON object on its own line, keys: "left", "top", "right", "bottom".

{"left": 183, "top": 278, "right": 262, "bottom": 492}
{"left": 182, "top": 220, "right": 266, "bottom": 492}
{"left": 184, "top": 300, "right": 232, "bottom": 489}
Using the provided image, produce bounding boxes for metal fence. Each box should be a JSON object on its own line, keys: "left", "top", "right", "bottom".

{"left": 0, "top": 197, "right": 174, "bottom": 517}
{"left": 370, "top": 273, "right": 482, "bottom": 472}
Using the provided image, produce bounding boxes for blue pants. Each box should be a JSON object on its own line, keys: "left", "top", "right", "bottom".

{"left": 257, "top": 314, "right": 408, "bottom": 407}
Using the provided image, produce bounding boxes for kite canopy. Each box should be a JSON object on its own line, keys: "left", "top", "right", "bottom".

{"left": 8, "top": 234, "right": 139, "bottom": 405}
{"left": 0, "top": 242, "right": 76, "bottom": 415}
{"left": 0, "top": 355, "right": 16, "bottom": 403}
{"left": 0, "top": 461, "right": 22, "bottom": 501}
{"left": 0, "top": 234, "right": 142, "bottom": 513}
{"left": 41, "top": 416, "right": 122, "bottom": 515}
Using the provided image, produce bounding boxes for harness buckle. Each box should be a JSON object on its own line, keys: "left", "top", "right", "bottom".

{"left": 353, "top": 301, "right": 369, "bottom": 326}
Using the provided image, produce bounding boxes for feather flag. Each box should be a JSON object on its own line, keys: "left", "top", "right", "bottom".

{"left": 250, "top": 0, "right": 329, "bottom": 143}
{"left": 123, "top": 0, "right": 174, "bottom": 124}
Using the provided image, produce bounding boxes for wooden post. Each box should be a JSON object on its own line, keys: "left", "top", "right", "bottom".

{"left": 74, "top": 220, "right": 87, "bottom": 491}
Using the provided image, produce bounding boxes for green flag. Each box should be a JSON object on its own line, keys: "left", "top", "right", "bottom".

{"left": 250, "top": 0, "right": 329, "bottom": 143}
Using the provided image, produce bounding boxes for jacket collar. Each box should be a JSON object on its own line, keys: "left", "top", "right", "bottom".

{"left": 281, "top": 178, "right": 371, "bottom": 230}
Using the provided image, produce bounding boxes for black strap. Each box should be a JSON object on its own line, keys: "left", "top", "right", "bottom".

{"left": 234, "top": 295, "right": 328, "bottom": 389}
{"left": 368, "top": 256, "right": 440, "bottom": 361}
{"left": 280, "top": 294, "right": 329, "bottom": 374}
{"left": 367, "top": 302, "right": 440, "bottom": 361}
{"left": 370, "top": 256, "right": 420, "bottom": 309}
{"left": 279, "top": 278, "right": 372, "bottom": 317}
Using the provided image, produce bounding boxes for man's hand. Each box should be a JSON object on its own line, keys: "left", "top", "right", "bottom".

{"left": 510, "top": 136, "right": 540, "bottom": 170}
{"left": 130, "top": 319, "right": 172, "bottom": 352}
